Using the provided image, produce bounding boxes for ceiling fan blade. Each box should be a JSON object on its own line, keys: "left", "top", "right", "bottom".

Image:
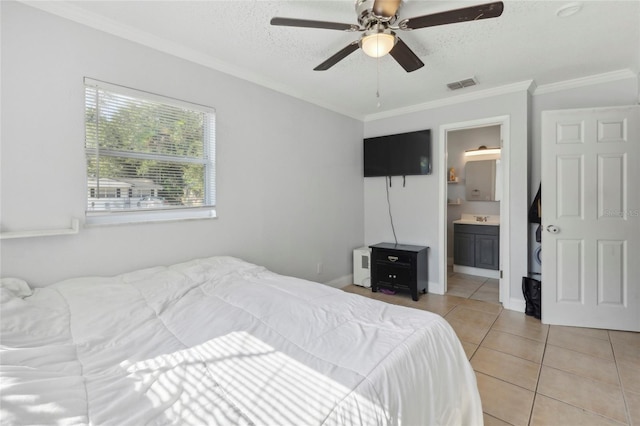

{"left": 401, "top": 1, "right": 504, "bottom": 30}
{"left": 314, "top": 41, "right": 360, "bottom": 71}
{"left": 372, "top": 0, "right": 402, "bottom": 18}
{"left": 389, "top": 37, "right": 424, "bottom": 73}
{"left": 270, "top": 17, "right": 358, "bottom": 31}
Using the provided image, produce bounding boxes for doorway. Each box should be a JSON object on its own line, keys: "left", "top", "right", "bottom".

{"left": 438, "top": 116, "right": 510, "bottom": 306}
{"left": 446, "top": 126, "right": 501, "bottom": 302}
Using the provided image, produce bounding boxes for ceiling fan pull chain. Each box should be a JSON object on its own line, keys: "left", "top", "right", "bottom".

{"left": 376, "top": 55, "right": 381, "bottom": 108}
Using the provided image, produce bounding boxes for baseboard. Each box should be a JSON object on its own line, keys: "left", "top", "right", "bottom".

{"left": 453, "top": 264, "right": 500, "bottom": 279}
{"left": 506, "top": 297, "right": 526, "bottom": 313}
{"left": 324, "top": 274, "right": 353, "bottom": 289}
{"left": 428, "top": 280, "right": 445, "bottom": 295}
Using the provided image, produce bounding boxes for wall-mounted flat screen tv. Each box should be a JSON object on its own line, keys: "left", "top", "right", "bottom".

{"left": 364, "top": 129, "right": 431, "bottom": 177}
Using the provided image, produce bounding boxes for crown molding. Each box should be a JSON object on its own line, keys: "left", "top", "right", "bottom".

{"left": 363, "top": 80, "right": 535, "bottom": 122}
{"left": 363, "top": 69, "right": 639, "bottom": 122}
{"left": 532, "top": 69, "right": 637, "bottom": 96}
{"left": 18, "top": 1, "right": 365, "bottom": 121}
{"left": 17, "top": 1, "right": 638, "bottom": 123}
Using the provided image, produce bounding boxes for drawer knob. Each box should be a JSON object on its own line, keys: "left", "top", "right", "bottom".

{"left": 388, "top": 256, "right": 398, "bottom": 262}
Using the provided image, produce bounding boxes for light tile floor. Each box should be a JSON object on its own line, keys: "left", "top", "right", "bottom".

{"left": 342, "top": 272, "right": 640, "bottom": 425}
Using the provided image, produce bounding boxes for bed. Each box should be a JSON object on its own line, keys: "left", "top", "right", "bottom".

{"left": 0, "top": 256, "right": 482, "bottom": 425}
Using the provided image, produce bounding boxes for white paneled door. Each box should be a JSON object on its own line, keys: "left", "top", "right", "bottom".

{"left": 541, "top": 105, "right": 639, "bottom": 331}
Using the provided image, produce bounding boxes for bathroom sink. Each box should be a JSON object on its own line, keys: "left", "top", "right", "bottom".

{"left": 453, "top": 214, "right": 500, "bottom": 226}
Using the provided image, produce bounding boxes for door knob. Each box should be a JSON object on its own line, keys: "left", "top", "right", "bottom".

{"left": 547, "top": 225, "right": 560, "bottom": 234}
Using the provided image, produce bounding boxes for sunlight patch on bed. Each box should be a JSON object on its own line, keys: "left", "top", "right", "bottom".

{"left": 122, "top": 331, "right": 388, "bottom": 425}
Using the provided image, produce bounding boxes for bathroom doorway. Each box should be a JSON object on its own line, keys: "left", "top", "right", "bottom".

{"left": 438, "top": 116, "right": 510, "bottom": 306}
{"left": 446, "top": 125, "right": 501, "bottom": 303}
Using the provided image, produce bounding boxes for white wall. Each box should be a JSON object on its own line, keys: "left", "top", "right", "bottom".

{"left": 364, "top": 90, "right": 529, "bottom": 309}
{"left": 0, "top": 2, "right": 364, "bottom": 286}
{"left": 363, "top": 74, "right": 639, "bottom": 308}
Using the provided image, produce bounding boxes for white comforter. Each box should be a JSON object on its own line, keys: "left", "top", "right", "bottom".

{"left": 1, "top": 256, "right": 482, "bottom": 425}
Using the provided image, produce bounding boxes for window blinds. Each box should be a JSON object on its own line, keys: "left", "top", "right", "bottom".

{"left": 84, "top": 78, "right": 215, "bottom": 214}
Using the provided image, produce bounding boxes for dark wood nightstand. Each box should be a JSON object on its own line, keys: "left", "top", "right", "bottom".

{"left": 369, "top": 243, "right": 428, "bottom": 301}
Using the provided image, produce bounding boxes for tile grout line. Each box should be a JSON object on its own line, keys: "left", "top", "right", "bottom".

{"left": 536, "top": 364, "right": 631, "bottom": 425}
{"left": 486, "top": 327, "right": 548, "bottom": 347}
{"left": 468, "top": 305, "right": 512, "bottom": 423}
{"left": 467, "top": 279, "right": 488, "bottom": 299}
{"left": 471, "top": 308, "right": 548, "bottom": 425}
{"left": 544, "top": 341, "right": 619, "bottom": 363}
{"left": 526, "top": 322, "right": 551, "bottom": 425}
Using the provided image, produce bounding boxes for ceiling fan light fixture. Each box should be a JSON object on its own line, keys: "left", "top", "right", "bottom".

{"left": 361, "top": 31, "right": 396, "bottom": 58}
{"left": 271, "top": 1, "right": 504, "bottom": 71}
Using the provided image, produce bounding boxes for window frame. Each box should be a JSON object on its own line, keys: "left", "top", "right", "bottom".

{"left": 84, "top": 78, "right": 216, "bottom": 226}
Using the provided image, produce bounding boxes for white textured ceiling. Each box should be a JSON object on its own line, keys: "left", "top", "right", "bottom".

{"left": 23, "top": 0, "right": 640, "bottom": 120}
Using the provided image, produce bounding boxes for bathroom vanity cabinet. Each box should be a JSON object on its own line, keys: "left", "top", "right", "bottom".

{"left": 453, "top": 223, "right": 499, "bottom": 270}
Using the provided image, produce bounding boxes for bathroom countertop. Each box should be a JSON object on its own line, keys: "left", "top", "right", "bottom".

{"left": 453, "top": 214, "right": 500, "bottom": 226}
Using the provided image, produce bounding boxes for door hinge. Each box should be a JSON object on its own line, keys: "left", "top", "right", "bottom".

{"left": 500, "top": 270, "right": 503, "bottom": 279}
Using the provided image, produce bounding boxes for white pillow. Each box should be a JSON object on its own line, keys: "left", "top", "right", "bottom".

{"left": 0, "top": 277, "right": 33, "bottom": 298}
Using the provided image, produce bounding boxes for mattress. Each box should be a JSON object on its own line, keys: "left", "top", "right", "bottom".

{"left": 0, "top": 256, "right": 482, "bottom": 425}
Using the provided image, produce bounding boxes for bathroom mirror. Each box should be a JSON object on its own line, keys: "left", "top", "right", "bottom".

{"left": 465, "top": 160, "right": 499, "bottom": 201}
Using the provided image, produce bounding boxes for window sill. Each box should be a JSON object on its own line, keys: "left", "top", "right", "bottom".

{"left": 85, "top": 207, "right": 217, "bottom": 227}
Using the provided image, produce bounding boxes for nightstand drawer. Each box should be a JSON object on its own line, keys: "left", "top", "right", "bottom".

{"left": 374, "top": 249, "right": 414, "bottom": 265}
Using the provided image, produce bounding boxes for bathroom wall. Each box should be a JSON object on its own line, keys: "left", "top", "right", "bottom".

{"left": 446, "top": 125, "right": 501, "bottom": 262}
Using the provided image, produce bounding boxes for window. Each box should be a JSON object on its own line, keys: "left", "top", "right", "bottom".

{"left": 84, "top": 78, "right": 215, "bottom": 224}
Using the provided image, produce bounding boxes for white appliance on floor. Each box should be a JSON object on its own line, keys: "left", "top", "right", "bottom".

{"left": 353, "top": 247, "right": 371, "bottom": 288}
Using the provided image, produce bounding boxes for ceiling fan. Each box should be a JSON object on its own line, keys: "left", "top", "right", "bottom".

{"left": 270, "top": 0, "right": 504, "bottom": 72}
